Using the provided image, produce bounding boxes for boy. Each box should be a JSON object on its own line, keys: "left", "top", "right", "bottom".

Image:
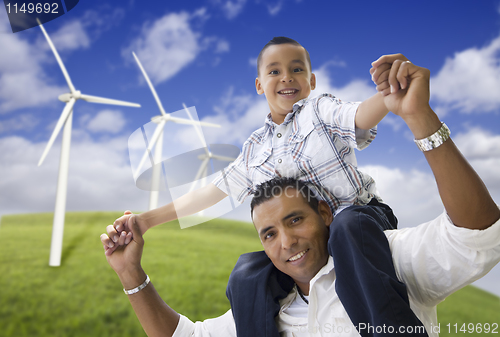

{"left": 107, "top": 37, "right": 427, "bottom": 336}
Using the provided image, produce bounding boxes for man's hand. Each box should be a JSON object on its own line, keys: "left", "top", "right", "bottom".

{"left": 370, "top": 54, "right": 432, "bottom": 122}
{"left": 101, "top": 211, "right": 144, "bottom": 276}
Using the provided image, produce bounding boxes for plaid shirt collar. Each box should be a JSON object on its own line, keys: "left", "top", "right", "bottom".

{"left": 258, "top": 97, "right": 309, "bottom": 144}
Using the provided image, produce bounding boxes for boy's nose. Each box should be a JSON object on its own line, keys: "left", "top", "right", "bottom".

{"left": 281, "top": 73, "right": 294, "bottom": 82}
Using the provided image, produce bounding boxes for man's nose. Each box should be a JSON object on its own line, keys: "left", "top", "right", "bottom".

{"left": 281, "top": 229, "right": 298, "bottom": 250}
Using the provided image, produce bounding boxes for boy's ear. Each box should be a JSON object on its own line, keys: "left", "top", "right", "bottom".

{"left": 310, "top": 73, "right": 316, "bottom": 90}
{"left": 255, "top": 77, "right": 264, "bottom": 95}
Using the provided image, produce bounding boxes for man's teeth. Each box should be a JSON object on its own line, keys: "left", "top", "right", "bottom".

{"left": 279, "top": 90, "right": 296, "bottom": 94}
{"left": 288, "top": 250, "right": 307, "bottom": 261}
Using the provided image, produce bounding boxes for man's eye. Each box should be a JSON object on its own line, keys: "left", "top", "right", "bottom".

{"left": 265, "top": 232, "right": 275, "bottom": 240}
{"left": 291, "top": 217, "right": 301, "bottom": 224}
{"left": 269, "top": 70, "right": 279, "bottom": 75}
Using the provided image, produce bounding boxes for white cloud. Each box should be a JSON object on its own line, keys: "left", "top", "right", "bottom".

{"left": 123, "top": 8, "right": 230, "bottom": 80}
{"left": 44, "top": 20, "right": 91, "bottom": 52}
{"left": 215, "top": 39, "right": 230, "bottom": 53}
{"left": 0, "top": 113, "right": 39, "bottom": 134}
{"left": 217, "top": 0, "right": 247, "bottom": 19}
{"left": 312, "top": 65, "right": 376, "bottom": 102}
{"left": 454, "top": 127, "right": 500, "bottom": 197}
{"left": 124, "top": 11, "right": 202, "bottom": 84}
{"left": 85, "top": 110, "right": 126, "bottom": 134}
{"left": 0, "top": 14, "right": 92, "bottom": 113}
{"left": 0, "top": 132, "right": 155, "bottom": 217}
{"left": 431, "top": 34, "right": 500, "bottom": 113}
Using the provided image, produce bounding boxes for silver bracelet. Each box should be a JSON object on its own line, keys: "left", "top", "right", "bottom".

{"left": 123, "top": 275, "right": 150, "bottom": 295}
{"left": 414, "top": 122, "right": 450, "bottom": 152}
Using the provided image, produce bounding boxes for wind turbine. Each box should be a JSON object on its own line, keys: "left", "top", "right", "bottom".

{"left": 37, "top": 20, "right": 141, "bottom": 267}
{"left": 182, "top": 103, "right": 237, "bottom": 193}
{"left": 131, "top": 52, "right": 221, "bottom": 210}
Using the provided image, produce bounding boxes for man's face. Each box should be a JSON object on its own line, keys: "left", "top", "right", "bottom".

{"left": 252, "top": 189, "right": 332, "bottom": 293}
{"left": 255, "top": 44, "right": 316, "bottom": 124}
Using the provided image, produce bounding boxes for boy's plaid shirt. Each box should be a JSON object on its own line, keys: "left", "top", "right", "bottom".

{"left": 213, "top": 93, "right": 381, "bottom": 215}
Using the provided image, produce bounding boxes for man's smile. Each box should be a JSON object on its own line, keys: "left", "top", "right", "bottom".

{"left": 287, "top": 249, "right": 309, "bottom": 262}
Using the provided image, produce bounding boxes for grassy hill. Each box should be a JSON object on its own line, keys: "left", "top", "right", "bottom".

{"left": 0, "top": 212, "right": 498, "bottom": 336}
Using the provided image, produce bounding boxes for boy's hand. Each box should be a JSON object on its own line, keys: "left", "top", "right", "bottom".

{"left": 102, "top": 210, "right": 136, "bottom": 256}
{"left": 101, "top": 212, "right": 144, "bottom": 276}
{"left": 370, "top": 53, "right": 432, "bottom": 121}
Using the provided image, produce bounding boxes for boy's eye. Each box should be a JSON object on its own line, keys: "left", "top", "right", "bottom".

{"left": 269, "top": 70, "right": 279, "bottom": 75}
{"left": 293, "top": 68, "right": 303, "bottom": 73}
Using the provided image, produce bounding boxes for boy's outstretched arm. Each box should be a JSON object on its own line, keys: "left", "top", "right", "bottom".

{"left": 106, "top": 183, "right": 227, "bottom": 254}
{"left": 354, "top": 93, "right": 390, "bottom": 130}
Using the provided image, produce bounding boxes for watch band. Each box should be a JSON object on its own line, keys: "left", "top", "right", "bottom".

{"left": 414, "top": 122, "right": 450, "bottom": 152}
{"left": 123, "top": 275, "right": 150, "bottom": 295}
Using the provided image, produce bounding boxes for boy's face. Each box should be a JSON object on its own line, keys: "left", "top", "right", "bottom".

{"left": 256, "top": 44, "right": 316, "bottom": 124}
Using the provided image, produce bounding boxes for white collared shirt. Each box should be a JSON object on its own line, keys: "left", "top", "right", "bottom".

{"left": 172, "top": 211, "right": 500, "bottom": 337}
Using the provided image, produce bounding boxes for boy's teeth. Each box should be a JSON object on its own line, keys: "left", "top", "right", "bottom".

{"left": 279, "top": 90, "right": 296, "bottom": 94}
{"left": 288, "top": 250, "right": 307, "bottom": 261}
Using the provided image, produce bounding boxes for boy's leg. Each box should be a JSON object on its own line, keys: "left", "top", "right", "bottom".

{"left": 330, "top": 199, "right": 428, "bottom": 337}
{"left": 226, "top": 251, "right": 294, "bottom": 337}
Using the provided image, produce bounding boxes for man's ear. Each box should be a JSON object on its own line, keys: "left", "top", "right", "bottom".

{"left": 255, "top": 77, "right": 264, "bottom": 95}
{"left": 318, "top": 200, "right": 333, "bottom": 227}
{"left": 310, "top": 73, "right": 316, "bottom": 91}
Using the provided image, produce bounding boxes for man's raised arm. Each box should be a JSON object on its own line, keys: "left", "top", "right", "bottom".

{"left": 371, "top": 54, "right": 500, "bottom": 230}
{"left": 101, "top": 213, "right": 180, "bottom": 337}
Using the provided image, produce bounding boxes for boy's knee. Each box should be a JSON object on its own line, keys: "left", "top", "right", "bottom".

{"left": 329, "top": 206, "right": 386, "bottom": 243}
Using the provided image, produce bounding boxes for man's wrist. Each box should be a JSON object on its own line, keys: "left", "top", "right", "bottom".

{"left": 401, "top": 106, "right": 442, "bottom": 139}
{"left": 118, "top": 267, "right": 147, "bottom": 290}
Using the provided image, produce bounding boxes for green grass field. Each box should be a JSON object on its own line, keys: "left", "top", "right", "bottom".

{"left": 0, "top": 212, "right": 498, "bottom": 336}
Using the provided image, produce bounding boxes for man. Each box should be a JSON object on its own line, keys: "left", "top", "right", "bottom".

{"left": 101, "top": 55, "right": 500, "bottom": 336}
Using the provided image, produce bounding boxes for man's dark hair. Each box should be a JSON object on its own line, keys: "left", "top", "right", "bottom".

{"left": 250, "top": 177, "right": 320, "bottom": 218}
{"left": 256, "top": 36, "right": 312, "bottom": 76}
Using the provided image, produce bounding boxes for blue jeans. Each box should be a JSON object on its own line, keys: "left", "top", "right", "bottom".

{"left": 226, "top": 199, "right": 428, "bottom": 337}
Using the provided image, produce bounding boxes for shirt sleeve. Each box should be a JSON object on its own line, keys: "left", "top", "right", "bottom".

{"left": 211, "top": 151, "right": 253, "bottom": 204}
{"left": 385, "top": 210, "right": 500, "bottom": 307}
{"left": 172, "top": 310, "right": 237, "bottom": 337}
{"left": 315, "top": 94, "right": 376, "bottom": 150}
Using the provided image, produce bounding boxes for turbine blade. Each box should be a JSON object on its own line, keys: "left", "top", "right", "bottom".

{"left": 132, "top": 52, "right": 167, "bottom": 115}
{"left": 134, "top": 120, "right": 166, "bottom": 177}
{"left": 189, "top": 158, "right": 210, "bottom": 193}
{"left": 211, "top": 154, "right": 237, "bottom": 162}
{"left": 38, "top": 98, "right": 76, "bottom": 166}
{"left": 168, "top": 116, "right": 221, "bottom": 128}
{"left": 182, "top": 103, "right": 208, "bottom": 152}
{"left": 80, "top": 94, "right": 140, "bottom": 107}
{"left": 37, "top": 19, "right": 76, "bottom": 93}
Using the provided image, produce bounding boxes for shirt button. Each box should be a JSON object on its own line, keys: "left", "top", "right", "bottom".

{"left": 278, "top": 159, "right": 282, "bottom": 163}
{"left": 277, "top": 133, "right": 282, "bottom": 138}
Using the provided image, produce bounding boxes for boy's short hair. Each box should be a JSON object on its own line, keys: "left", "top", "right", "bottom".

{"left": 250, "top": 177, "right": 320, "bottom": 218}
{"left": 257, "top": 36, "right": 312, "bottom": 76}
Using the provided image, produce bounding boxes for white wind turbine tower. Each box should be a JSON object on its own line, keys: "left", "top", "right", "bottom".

{"left": 131, "top": 52, "right": 221, "bottom": 210}
{"left": 182, "top": 103, "right": 237, "bottom": 194}
{"left": 37, "top": 20, "right": 141, "bottom": 267}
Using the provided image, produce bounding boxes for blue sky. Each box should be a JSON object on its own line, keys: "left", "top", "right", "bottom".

{"left": 1, "top": 0, "right": 500, "bottom": 296}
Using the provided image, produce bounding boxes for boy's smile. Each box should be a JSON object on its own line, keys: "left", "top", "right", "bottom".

{"left": 256, "top": 44, "right": 316, "bottom": 125}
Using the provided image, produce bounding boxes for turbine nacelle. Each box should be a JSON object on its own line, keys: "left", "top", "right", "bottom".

{"left": 58, "top": 91, "right": 81, "bottom": 102}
